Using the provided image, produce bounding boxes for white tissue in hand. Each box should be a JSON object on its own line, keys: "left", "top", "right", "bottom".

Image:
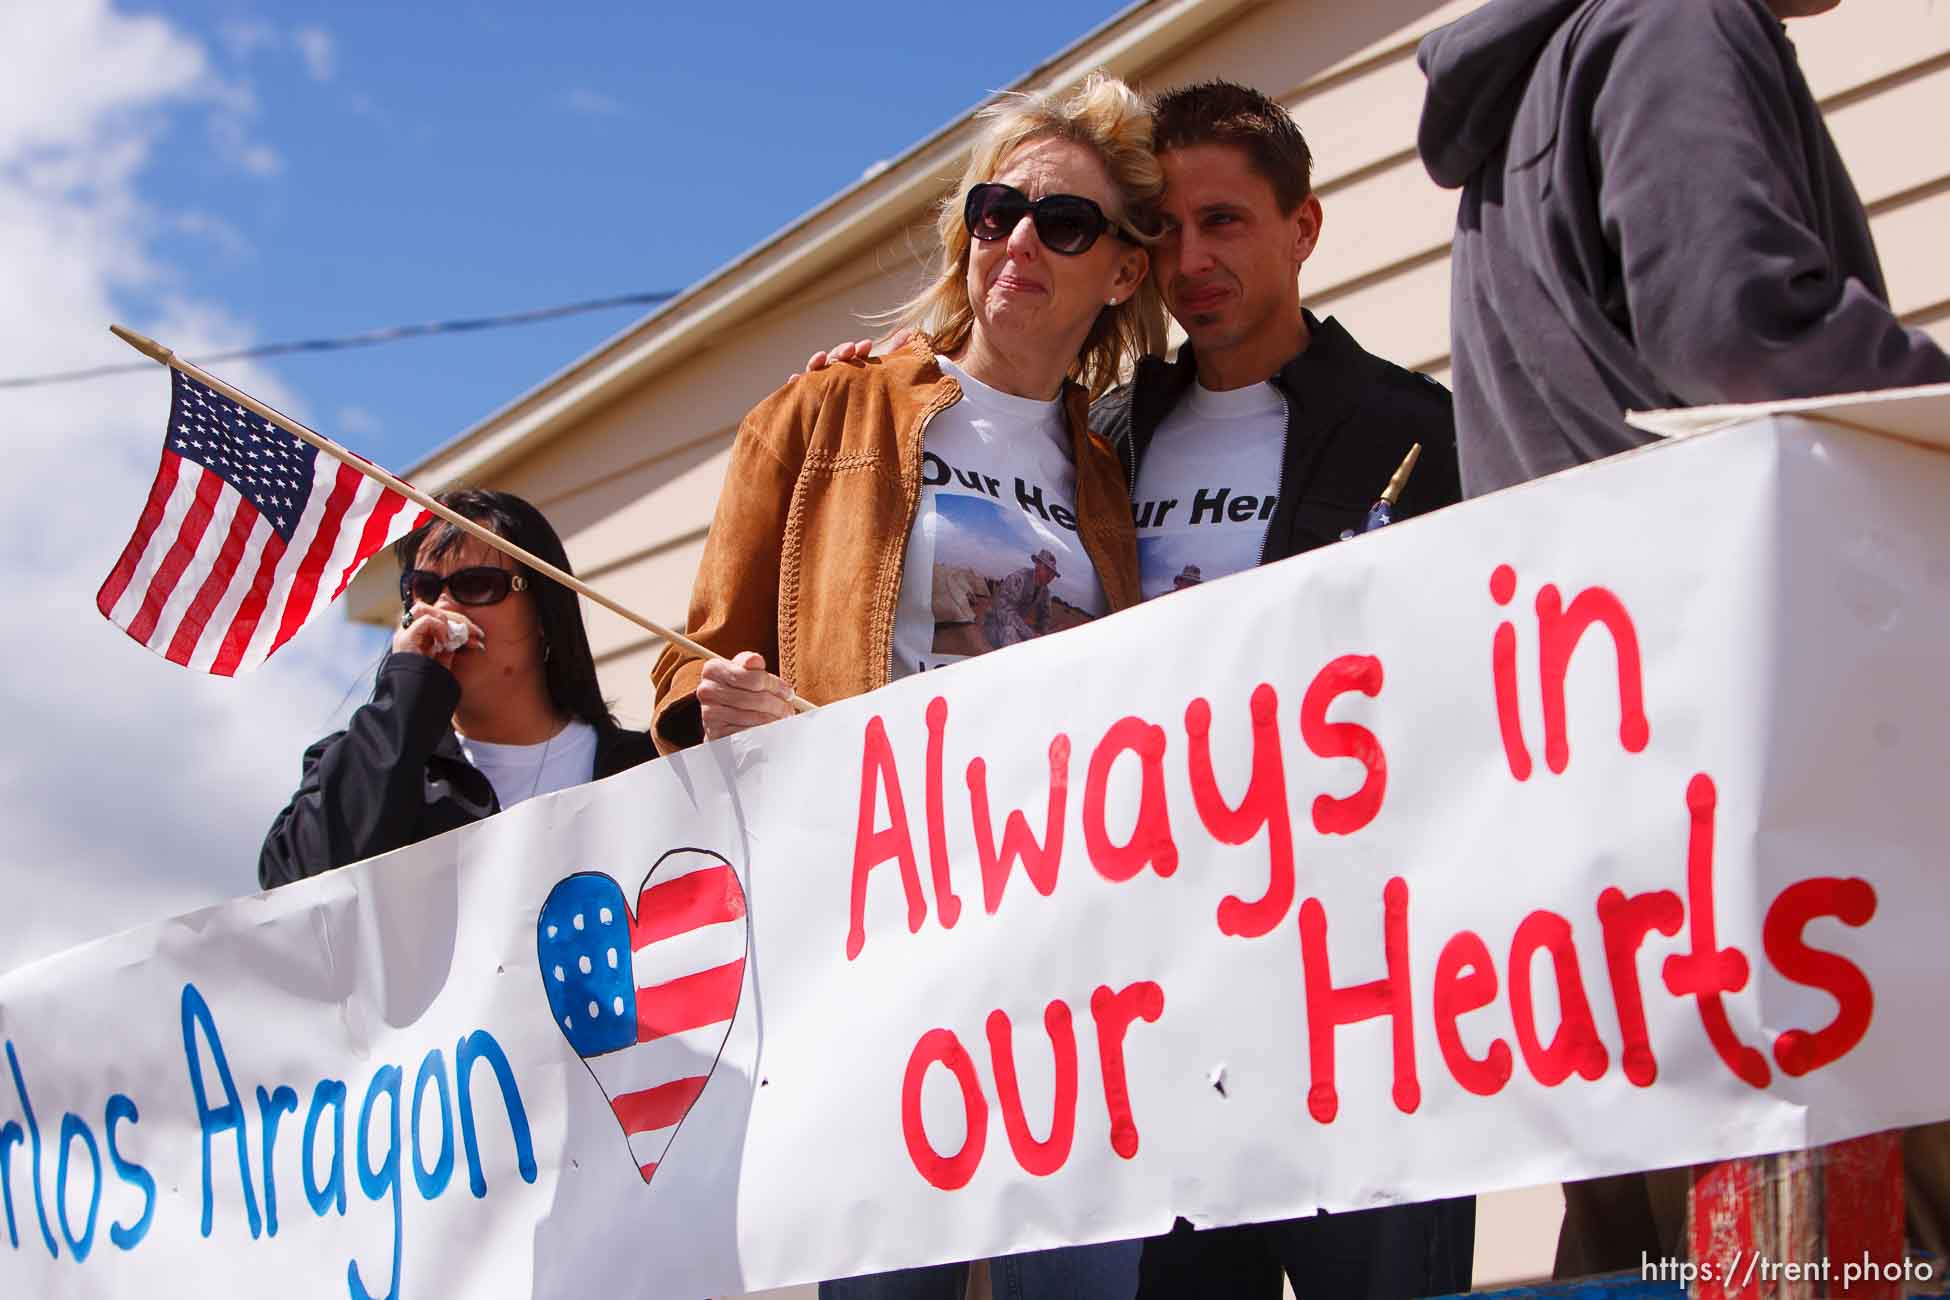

{"left": 443, "top": 618, "right": 469, "bottom": 651}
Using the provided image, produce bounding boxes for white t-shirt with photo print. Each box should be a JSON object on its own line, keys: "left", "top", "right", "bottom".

{"left": 890, "top": 356, "right": 1108, "bottom": 679}
{"left": 1132, "top": 379, "right": 1285, "bottom": 600}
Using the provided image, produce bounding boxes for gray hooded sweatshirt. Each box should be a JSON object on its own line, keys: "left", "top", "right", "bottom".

{"left": 1416, "top": 0, "right": 1950, "bottom": 496}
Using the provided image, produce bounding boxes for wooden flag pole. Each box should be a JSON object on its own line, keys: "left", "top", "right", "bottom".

{"left": 109, "top": 325, "right": 815, "bottom": 715}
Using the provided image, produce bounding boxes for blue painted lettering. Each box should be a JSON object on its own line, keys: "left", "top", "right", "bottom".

{"left": 410, "top": 1050, "right": 453, "bottom": 1200}
{"left": 55, "top": 1113, "right": 101, "bottom": 1262}
{"left": 350, "top": 1064, "right": 402, "bottom": 1300}
{"left": 4, "top": 1040, "right": 57, "bottom": 1258}
{"left": 104, "top": 1095, "right": 155, "bottom": 1252}
{"left": 0, "top": 992, "right": 534, "bottom": 1289}
{"left": 303, "top": 1080, "right": 349, "bottom": 1218}
{"left": 454, "top": 1031, "right": 536, "bottom": 1198}
{"left": 1, "top": 1116, "right": 21, "bottom": 1248}
{"left": 179, "top": 983, "right": 262, "bottom": 1238}
{"left": 256, "top": 1085, "right": 298, "bottom": 1236}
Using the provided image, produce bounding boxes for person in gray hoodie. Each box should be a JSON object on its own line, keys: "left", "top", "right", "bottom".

{"left": 1415, "top": 0, "right": 1950, "bottom": 1278}
{"left": 1415, "top": 0, "right": 1950, "bottom": 498}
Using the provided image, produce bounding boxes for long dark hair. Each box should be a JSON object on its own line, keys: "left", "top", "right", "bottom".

{"left": 393, "top": 488, "right": 615, "bottom": 730}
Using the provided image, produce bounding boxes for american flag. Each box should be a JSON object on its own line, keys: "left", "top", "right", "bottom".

{"left": 96, "top": 368, "right": 428, "bottom": 675}
{"left": 539, "top": 849, "right": 749, "bottom": 1183}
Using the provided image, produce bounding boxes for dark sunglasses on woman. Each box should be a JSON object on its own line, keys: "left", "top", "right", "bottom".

{"left": 963, "top": 182, "right": 1138, "bottom": 256}
{"left": 399, "top": 565, "right": 529, "bottom": 610}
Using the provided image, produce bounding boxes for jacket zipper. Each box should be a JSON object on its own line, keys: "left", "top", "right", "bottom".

{"left": 1258, "top": 388, "right": 1292, "bottom": 567}
{"left": 884, "top": 387, "right": 958, "bottom": 684}
{"left": 1122, "top": 411, "right": 1138, "bottom": 497}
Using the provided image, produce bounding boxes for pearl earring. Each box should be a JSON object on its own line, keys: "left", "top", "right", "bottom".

{"left": 1106, "top": 297, "right": 1119, "bottom": 306}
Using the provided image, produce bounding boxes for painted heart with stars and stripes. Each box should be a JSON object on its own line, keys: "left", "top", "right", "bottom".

{"left": 537, "top": 847, "right": 748, "bottom": 1183}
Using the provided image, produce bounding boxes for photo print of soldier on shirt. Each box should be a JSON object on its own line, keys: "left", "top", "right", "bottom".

{"left": 890, "top": 358, "right": 1107, "bottom": 675}
{"left": 1132, "top": 377, "right": 1285, "bottom": 601}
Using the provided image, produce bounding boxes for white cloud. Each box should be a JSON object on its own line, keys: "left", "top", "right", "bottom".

{"left": 931, "top": 496, "right": 1101, "bottom": 609}
{"left": 218, "top": 17, "right": 280, "bottom": 62}
{"left": 220, "top": 18, "right": 337, "bottom": 84}
{"left": 0, "top": 5, "right": 200, "bottom": 160}
{"left": 347, "top": 90, "right": 389, "bottom": 124}
{"left": 0, "top": 0, "right": 381, "bottom": 975}
{"left": 337, "top": 403, "right": 382, "bottom": 436}
{"left": 294, "top": 24, "right": 336, "bottom": 83}
{"left": 933, "top": 505, "right": 1027, "bottom": 581}
{"left": 173, "top": 209, "right": 253, "bottom": 261}
{"left": 209, "top": 111, "right": 283, "bottom": 176}
{"left": 558, "top": 87, "right": 629, "bottom": 118}
{"left": 0, "top": 4, "right": 280, "bottom": 184}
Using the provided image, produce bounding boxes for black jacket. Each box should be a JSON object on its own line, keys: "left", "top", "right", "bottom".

{"left": 1417, "top": 0, "right": 1950, "bottom": 496}
{"left": 258, "top": 653, "right": 658, "bottom": 889}
{"left": 1089, "top": 312, "right": 1461, "bottom": 559}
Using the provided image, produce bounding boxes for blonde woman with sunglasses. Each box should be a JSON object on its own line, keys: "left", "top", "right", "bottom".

{"left": 652, "top": 73, "right": 1163, "bottom": 757}
{"left": 649, "top": 71, "right": 1162, "bottom": 1300}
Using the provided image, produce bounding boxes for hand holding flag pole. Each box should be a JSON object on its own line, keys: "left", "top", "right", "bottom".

{"left": 1340, "top": 443, "right": 1423, "bottom": 540}
{"left": 106, "top": 325, "right": 814, "bottom": 712}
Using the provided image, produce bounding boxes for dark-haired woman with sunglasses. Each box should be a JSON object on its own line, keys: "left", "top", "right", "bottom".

{"left": 650, "top": 73, "right": 1160, "bottom": 1300}
{"left": 258, "top": 488, "right": 656, "bottom": 889}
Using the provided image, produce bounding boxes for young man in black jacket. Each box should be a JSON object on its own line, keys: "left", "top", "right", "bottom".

{"left": 1090, "top": 82, "right": 1459, "bottom": 597}
{"left": 1093, "top": 81, "right": 1470, "bottom": 1300}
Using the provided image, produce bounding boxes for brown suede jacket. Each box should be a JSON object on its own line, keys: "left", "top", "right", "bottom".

{"left": 650, "top": 339, "right": 1140, "bottom": 753}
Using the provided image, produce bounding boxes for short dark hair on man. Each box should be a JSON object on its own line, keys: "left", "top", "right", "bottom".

{"left": 1152, "top": 80, "right": 1313, "bottom": 212}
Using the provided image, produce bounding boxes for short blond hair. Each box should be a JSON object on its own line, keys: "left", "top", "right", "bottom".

{"left": 887, "top": 71, "right": 1167, "bottom": 400}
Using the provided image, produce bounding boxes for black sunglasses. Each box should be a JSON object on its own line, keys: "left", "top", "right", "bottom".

{"left": 963, "top": 182, "right": 1138, "bottom": 256}
{"left": 399, "top": 565, "right": 528, "bottom": 609}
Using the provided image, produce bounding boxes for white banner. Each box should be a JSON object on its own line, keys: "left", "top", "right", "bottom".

{"left": 7, "top": 395, "right": 1950, "bottom": 1298}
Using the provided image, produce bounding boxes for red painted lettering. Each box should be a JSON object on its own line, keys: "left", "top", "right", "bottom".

{"left": 986, "top": 1001, "right": 1079, "bottom": 1176}
{"left": 1490, "top": 564, "right": 1533, "bottom": 782}
{"left": 1186, "top": 686, "right": 1295, "bottom": 938}
{"left": 1090, "top": 981, "right": 1165, "bottom": 1159}
{"left": 924, "top": 697, "right": 962, "bottom": 929}
{"left": 1082, "top": 718, "right": 1179, "bottom": 882}
{"left": 1298, "top": 876, "right": 1419, "bottom": 1123}
{"left": 1763, "top": 877, "right": 1877, "bottom": 1077}
{"left": 1535, "top": 582, "right": 1650, "bottom": 775}
{"left": 1299, "top": 655, "right": 1387, "bottom": 836}
{"left": 1508, "top": 911, "right": 1610, "bottom": 1086}
{"left": 967, "top": 735, "right": 1071, "bottom": 915}
{"left": 1433, "top": 930, "right": 1512, "bottom": 1097}
{"left": 849, "top": 715, "right": 927, "bottom": 961}
{"left": 1597, "top": 887, "right": 1684, "bottom": 1086}
{"left": 1661, "top": 774, "right": 1770, "bottom": 1089}
{"left": 901, "top": 1028, "right": 987, "bottom": 1191}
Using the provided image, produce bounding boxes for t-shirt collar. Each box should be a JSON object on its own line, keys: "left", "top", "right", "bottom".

{"left": 937, "top": 355, "right": 1065, "bottom": 423}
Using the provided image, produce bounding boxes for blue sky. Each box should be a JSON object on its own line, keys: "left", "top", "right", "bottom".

{"left": 0, "top": 0, "right": 1128, "bottom": 973}
{"left": 106, "top": 1, "right": 1132, "bottom": 470}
